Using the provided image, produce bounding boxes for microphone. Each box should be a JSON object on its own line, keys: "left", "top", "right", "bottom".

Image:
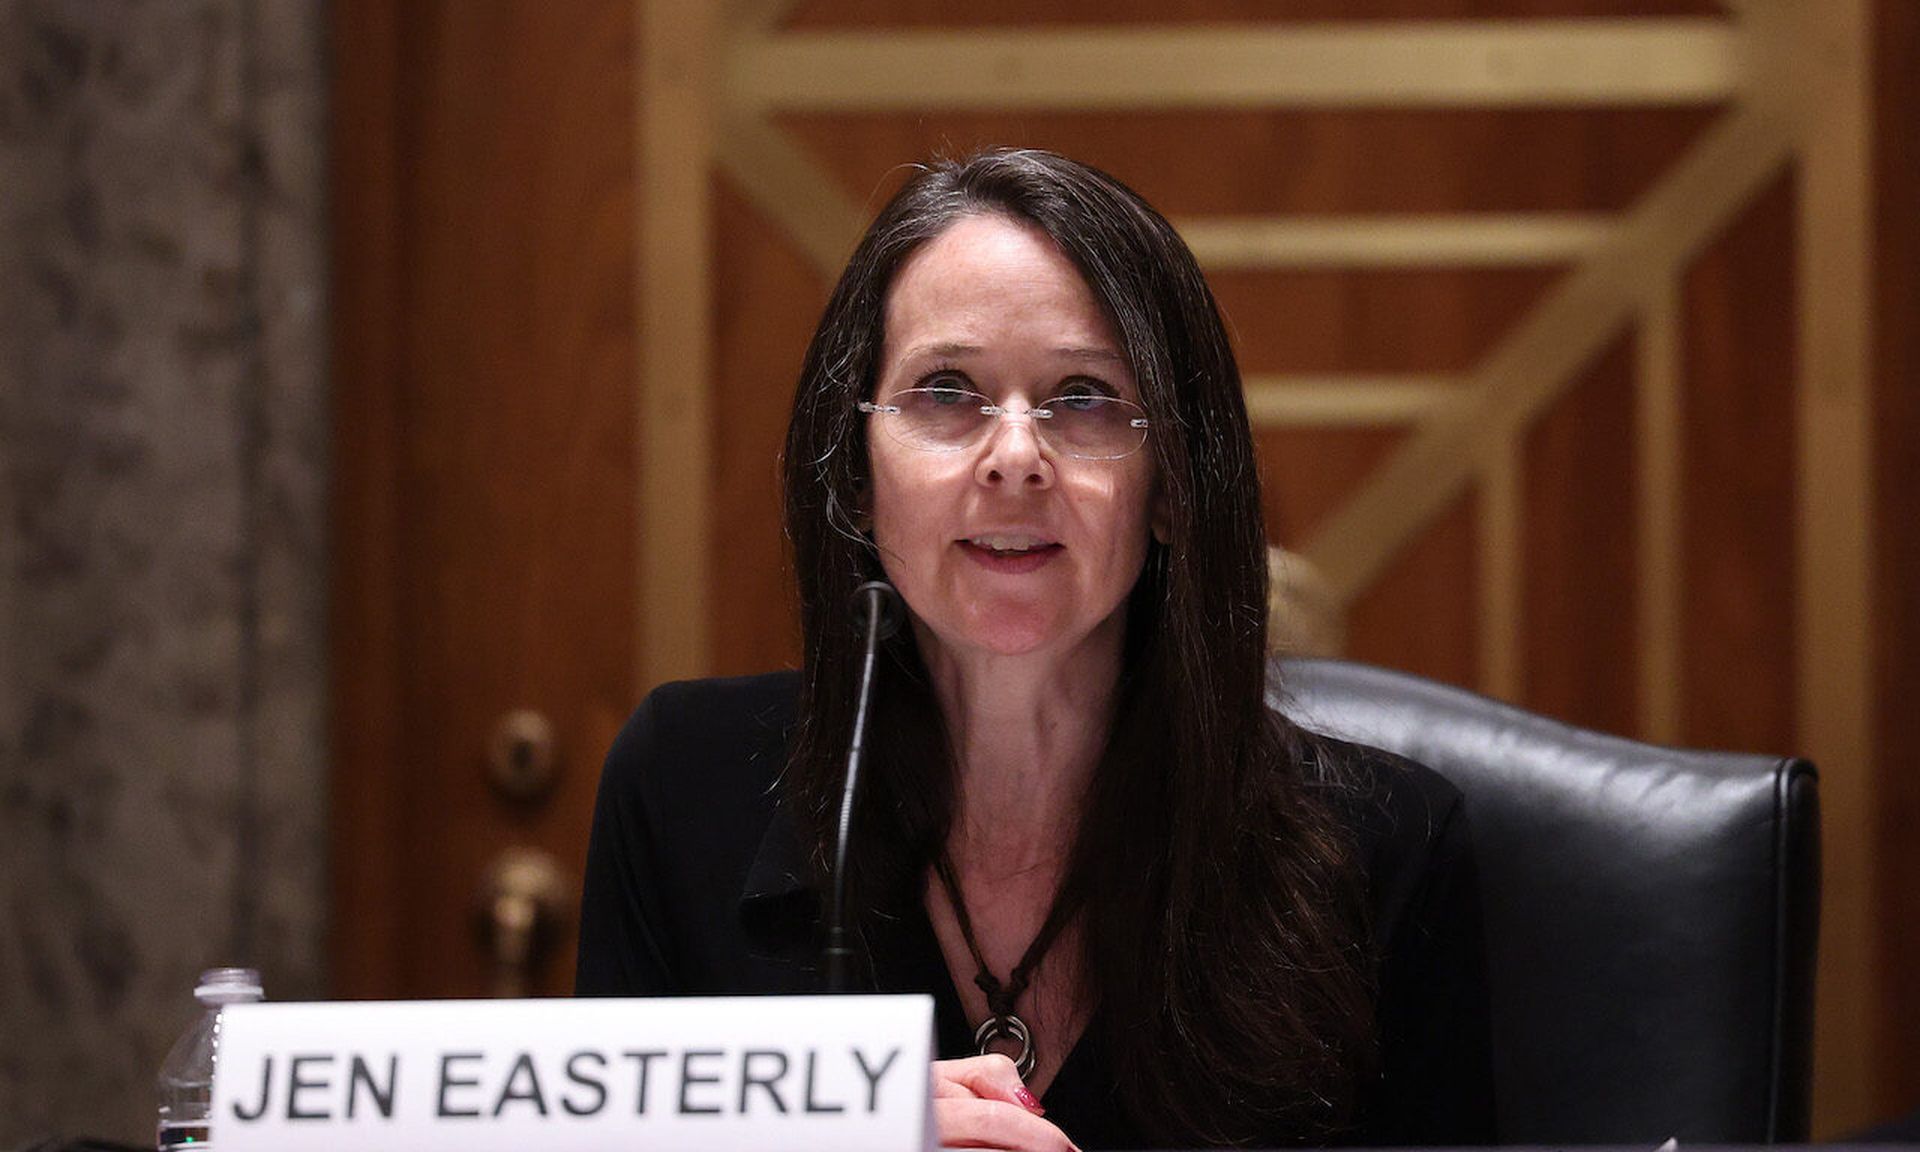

{"left": 825, "top": 580, "right": 903, "bottom": 993}
{"left": 850, "top": 579, "right": 904, "bottom": 645}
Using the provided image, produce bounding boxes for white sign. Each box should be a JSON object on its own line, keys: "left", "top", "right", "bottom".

{"left": 209, "top": 995, "right": 934, "bottom": 1152}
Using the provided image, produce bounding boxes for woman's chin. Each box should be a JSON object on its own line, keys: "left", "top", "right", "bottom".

{"left": 913, "top": 597, "right": 1128, "bottom": 666}
{"left": 925, "top": 609, "right": 1059, "bottom": 660}
{"left": 958, "top": 608, "right": 1118, "bottom": 662}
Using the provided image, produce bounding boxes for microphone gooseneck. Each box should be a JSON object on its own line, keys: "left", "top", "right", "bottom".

{"left": 825, "top": 581, "right": 902, "bottom": 993}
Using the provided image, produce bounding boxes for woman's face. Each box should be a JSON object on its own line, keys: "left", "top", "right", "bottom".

{"left": 865, "top": 213, "right": 1165, "bottom": 663}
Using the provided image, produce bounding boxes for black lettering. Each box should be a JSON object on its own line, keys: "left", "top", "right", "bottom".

{"left": 348, "top": 1054, "right": 397, "bottom": 1120}
{"left": 287, "top": 1054, "right": 334, "bottom": 1121}
{"left": 562, "top": 1051, "right": 609, "bottom": 1117}
{"left": 739, "top": 1049, "right": 789, "bottom": 1114}
{"left": 437, "top": 1052, "right": 484, "bottom": 1118}
{"left": 230, "top": 1055, "right": 273, "bottom": 1122}
{"left": 622, "top": 1049, "right": 667, "bottom": 1115}
{"left": 802, "top": 1049, "right": 846, "bottom": 1114}
{"left": 492, "top": 1052, "right": 548, "bottom": 1117}
{"left": 851, "top": 1046, "right": 901, "bottom": 1113}
{"left": 680, "top": 1049, "right": 725, "bottom": 1115}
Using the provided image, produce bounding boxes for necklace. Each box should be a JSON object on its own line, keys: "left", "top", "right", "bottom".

{"left": 931, "top": 852, "right": 1081, "bottom": 1082}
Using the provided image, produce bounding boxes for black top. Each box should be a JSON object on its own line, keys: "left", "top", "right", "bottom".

{"left": 575, "top": 672, "right": 1496, "bottom": 1149}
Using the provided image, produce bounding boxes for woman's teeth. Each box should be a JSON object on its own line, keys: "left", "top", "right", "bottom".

{"left": 969, "top": 535, "right": 1051, "bottom": 553}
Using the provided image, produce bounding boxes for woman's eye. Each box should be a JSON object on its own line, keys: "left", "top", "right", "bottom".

{"left": 1057, "top": 377, "right": 1115, "bottom": 400}
{"left": 917, "top": 370, "right": 974, "bottom": 399}
{"left": 1054, "top": 378, "right": 1117, "bottom": 409}
{"left": 924, "top": 385, "right": 971, "bottom": 405}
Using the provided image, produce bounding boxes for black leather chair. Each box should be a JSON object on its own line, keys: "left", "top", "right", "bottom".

{"left": 1270, "top": 657, "right": 1819, "bottom": 1145}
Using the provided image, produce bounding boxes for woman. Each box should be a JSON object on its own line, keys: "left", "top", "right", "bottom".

{"left": 577, "top": 149, "right": 1494, "bottom": 1149}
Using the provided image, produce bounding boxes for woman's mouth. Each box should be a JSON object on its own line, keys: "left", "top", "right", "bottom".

{"left": 966, "top": 534, "right": 1055, "bottom": 553}
{"left": 959, "top": 535, "right": 1063, "bottom": 572}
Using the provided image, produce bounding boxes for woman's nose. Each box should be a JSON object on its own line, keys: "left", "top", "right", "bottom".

{"left": 974, "top": 409, "right": 1053, "bottom": 489}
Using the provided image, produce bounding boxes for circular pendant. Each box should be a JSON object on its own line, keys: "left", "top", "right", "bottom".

{"left": 972, "top": 1013, "right": 1037, "bottom": 1080}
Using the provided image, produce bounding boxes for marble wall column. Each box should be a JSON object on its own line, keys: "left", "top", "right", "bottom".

{"left": 0, "top": 0, "right": 328, "bottom": 1142}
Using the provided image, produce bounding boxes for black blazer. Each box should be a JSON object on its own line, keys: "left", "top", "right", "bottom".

{"left": 576, "top": 672, "right": 1496, "bottom": 1148}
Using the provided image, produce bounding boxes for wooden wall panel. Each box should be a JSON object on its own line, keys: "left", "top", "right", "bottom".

{"left": 710, "top": 179, "right": 817, "bottom": 677}
{"left": 1259, "top": 428, "right": 1408, "bottom": 546}
{"left": 329, "top": 0, "right": 407, "bottom": 999}
{"left": 1208, "top": 269, "right": 1556, "bottom": 372}
{"left": 1346, "top": 499, "right": 1481, "bottom": 688}
{"left": 1678, "top": 172, "right": 1798, "bottom": 757}
{"left": 1872, "top": 0, "right": 1920, "bottom": 1116}
{"left": 1522, "top": 334, "right": 1639, "bottom": 735}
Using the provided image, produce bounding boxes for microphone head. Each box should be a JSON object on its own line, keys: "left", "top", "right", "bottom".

{"left": 851, "top": 580, "right": 904, "bottom": 642}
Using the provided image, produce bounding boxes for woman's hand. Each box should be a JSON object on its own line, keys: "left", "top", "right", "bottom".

{"left": 931, "top": 1055, "right": 1078, "bottom": 1151}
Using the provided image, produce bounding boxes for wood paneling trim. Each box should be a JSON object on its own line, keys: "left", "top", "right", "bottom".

{"left": 728, "top": 21, "right": 1741, "bottom": 111}
{"left": 716, "top": 110, "right": 865, "bottom": 280}
{"left": 1872, "top": 0, "right": 1920, "bottom": 1116}
{"left": 636, "top": 0, "right": 718, "bottom": 687}
{"left": 327, "top": 0, "right": 409, "bottom": 998}
{"left": 1242, "top": 376, "right": 1461, "bottom": 427}
{"left": 1635, "top": 284, "right": 1684, "bottom": 744}
{"left": 1791, "top": 0, "right": 1879, "bottom": 1132}
{"left": 1178, "top": 214, "right": 1613, "bottom": 269}
{"left": 1477, "top": 447, "right": 1522, "bottom": 701}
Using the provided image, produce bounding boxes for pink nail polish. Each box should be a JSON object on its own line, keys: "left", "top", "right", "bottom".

{"left": 1015, "top": 1086, "right": 1045, "bottom": 1114}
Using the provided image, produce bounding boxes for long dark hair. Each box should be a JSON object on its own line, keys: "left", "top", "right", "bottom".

{"left": 782, "top": 149, "right": 1374, "bottom": 1145}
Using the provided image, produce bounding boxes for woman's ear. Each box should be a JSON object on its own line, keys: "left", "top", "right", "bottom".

{"left": 1151, "top": 488, "right": 1172, "bottom": 545}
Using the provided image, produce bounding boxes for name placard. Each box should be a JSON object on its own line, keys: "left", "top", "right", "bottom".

{"left": 209, "top": 995, "right": 934, "bottom": 1152}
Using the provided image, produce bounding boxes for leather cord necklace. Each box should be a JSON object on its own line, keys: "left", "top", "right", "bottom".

{"left": 931, "top": 851, "right": 1081, "bottom": 1082}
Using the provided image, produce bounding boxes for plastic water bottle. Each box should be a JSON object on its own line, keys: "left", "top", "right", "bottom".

{"left": 156, "top": 967, "right": 264, "bottom": 1150}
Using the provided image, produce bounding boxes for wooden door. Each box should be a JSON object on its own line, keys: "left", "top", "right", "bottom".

{"left": 330, "top": 0, "right": 637, "bottom": 999}
{"left": 331, "top": 0, "right": 1912, "bottom": 1131}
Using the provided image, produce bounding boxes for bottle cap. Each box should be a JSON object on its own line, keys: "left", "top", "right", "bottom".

{"left": 194, "top": 967, "right": 265, "bottom": 1005}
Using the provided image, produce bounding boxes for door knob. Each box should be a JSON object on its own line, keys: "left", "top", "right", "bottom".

{"left": 474, "top": 847, "right": 570, "bottom": 998}
{"left": 487, "top": 710, "right": 558, "bottom": 803}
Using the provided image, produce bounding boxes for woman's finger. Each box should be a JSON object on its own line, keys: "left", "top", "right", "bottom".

{"left": 934, "top": 1096, "right": 1079, "bottom": 1152}
{"left": 930, "top": 1055, "right": 1044, "bottom": 1112}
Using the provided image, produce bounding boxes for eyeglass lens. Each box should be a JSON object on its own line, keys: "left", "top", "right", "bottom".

{"left": 879, "top": 388, "right": 1148, "bottom": 460}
